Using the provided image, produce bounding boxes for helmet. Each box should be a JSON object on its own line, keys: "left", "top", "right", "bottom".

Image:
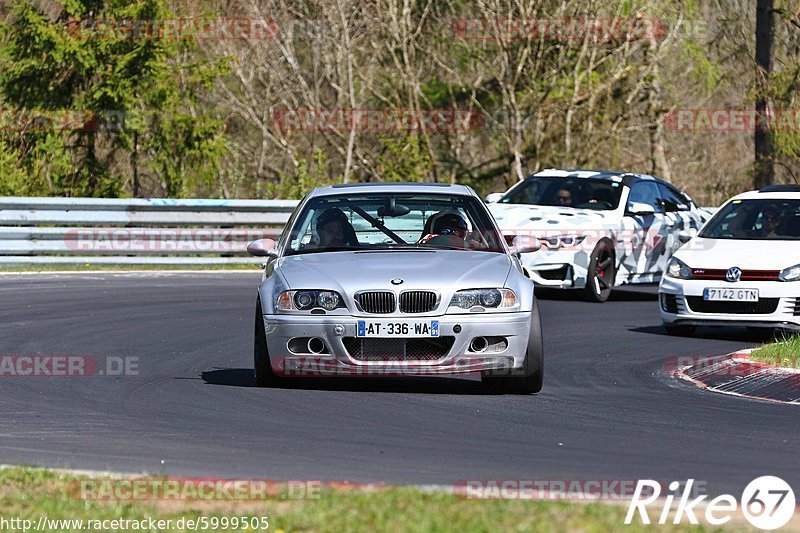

{"left": 432, "top": 213, "right": 468, "bottom": 237}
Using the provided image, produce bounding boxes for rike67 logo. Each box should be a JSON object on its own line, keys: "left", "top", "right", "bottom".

{"left": 625, "top": 476, "right": 795, "bottom": 530}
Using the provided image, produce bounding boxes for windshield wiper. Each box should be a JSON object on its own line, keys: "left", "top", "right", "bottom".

{"left": 423, "top": 244, "right": 469, "bottom": 250}
{"left": 289, "top": 245, "right": 360, "bottom": 255}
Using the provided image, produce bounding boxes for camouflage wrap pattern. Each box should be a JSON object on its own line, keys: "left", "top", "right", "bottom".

{"left": 488, "top": 197, "right": 707, "bottom": 289}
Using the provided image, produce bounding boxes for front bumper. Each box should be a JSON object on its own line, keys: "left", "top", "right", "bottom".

{"left": 261, "top": 312, "right": 532, "bottom": 376}
{"left": 659, "top": 277, "right": 800, "bottom": 330}
{"left": 520, "top": 248, "right": 589, "bottom": 289}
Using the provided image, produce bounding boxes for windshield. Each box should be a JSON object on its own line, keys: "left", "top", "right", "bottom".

{"left": 700, "top": 198, "right": 800, "bottom": 240}
{"left": 285, "top": 192, "right": 505, "bottom": 254}
{"left": 500, "top": 176, "right": 624, "bottom": 210}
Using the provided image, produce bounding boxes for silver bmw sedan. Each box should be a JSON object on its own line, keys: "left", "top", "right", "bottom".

{"left": 247, "top": 182, "right": 544, "bottom": 394}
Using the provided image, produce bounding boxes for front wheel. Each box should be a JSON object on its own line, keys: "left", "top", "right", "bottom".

{"left": 254, "top": 298, "right": 281, "bottom": 387}
{"left": 584, "top": 240, "right": 615, "bottom": 303}
{"left": 482, "top": 299, "right": 544, "bottom": 394}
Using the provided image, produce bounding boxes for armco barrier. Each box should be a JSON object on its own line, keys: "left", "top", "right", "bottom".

{"left": 0, "top": 197, "right": 299, "bottom": 265}
{"left": 0, "top": 196, "right": 719, "bottom": 266}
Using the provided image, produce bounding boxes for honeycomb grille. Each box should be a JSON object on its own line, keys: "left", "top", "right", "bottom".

{"left": 685, "top": 297, "right": 779, "bottom": 315}
{"left": 343, "top": 337, "right": 455, "bottom": 361}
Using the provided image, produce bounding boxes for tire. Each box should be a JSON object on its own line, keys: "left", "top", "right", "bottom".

{"left": 663, "top": 323, "right": 696, "bottom": 336}
{"left": 584, "top": 240, "right": 615, "bottom": 303}
{"left": 254, "top": 298, "right": 281, "bottom": 387}
{"left": 482, "top": 299, "right": 544, "bottom": 394}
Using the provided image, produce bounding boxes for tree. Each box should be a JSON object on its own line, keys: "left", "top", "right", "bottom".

{"left": 0, "top": 0, "right": 227, "bottom": 197}
{"left": 755, "top": 0, "right": 774, "bottom": 188}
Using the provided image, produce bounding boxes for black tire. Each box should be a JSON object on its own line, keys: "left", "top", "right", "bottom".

{"left": 663, "top": 323, "right": 696, "bottom": 336}
{"left": 584, "top": 240, "right": 615, "bottom": 303}
{"left": 254, "top": 298, "right": 281, "bottom": 387}
{"left": 482, "top": 299, "right": 544, "bottom": 394}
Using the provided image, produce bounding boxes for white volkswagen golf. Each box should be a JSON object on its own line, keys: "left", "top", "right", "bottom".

{"left": 659, "top": 185, "right": 800, "bottom": 334}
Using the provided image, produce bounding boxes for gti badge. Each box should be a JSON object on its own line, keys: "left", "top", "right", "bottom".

{"left": 725, "top": 267, "right": 742, "bottom": 282}
{"left": 391, "top": 278, "right": 404, "bottom": 285}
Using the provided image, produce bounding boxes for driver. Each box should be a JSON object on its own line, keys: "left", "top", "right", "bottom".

{"left": 556, "top": 188, "right": 573, "bottom": 206}
{"left": 418, "top": 213, "right": 472, "bottom": 247}
{"left": 756, "top": 205, "right": 782, "bottom": 238}
{"left": 432, "top": 213, "right": 469, "bottom": 239}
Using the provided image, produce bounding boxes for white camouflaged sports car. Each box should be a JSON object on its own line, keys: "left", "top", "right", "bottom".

{"left": 486, "top": 169, "right": 709, "bottom": 302}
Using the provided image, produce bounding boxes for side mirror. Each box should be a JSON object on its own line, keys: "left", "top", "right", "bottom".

{"left": 509, "top": 235, "right": 541, "bottom": 254}
{"left": 485, "top": 193, "right": 504, "bottom": 204}
{"left": 247, "top": 238, "right": 278, "bottom": 258}
{"left": 677, "top": 228, "right": 697, "bottom": 244}
{"left": 626, "top": 202, "right": 656, "bottom": 216}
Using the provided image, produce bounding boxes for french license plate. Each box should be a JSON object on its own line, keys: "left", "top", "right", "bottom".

{"left": 703, "top": 288, "right": 759, "bottom": 302}
{"left": 357, "top": 320, "right": 439, "bottom": 338}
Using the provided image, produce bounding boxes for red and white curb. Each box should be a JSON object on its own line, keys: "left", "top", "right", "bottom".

{"left": 672, "top": 350, "right": 800, "bottom": 404}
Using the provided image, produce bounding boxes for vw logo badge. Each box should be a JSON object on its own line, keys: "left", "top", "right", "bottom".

{"left": 725, "top": 267, "right": 742, "bottom": 283}
{"left": 391, "top": 278, "right": 403, "bottom": 285}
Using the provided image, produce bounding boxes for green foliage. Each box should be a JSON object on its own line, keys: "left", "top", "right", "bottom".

{"left": 680, "top": 41, "right": 724, "bottom": 93}
{"left": 0, "top": 0, "right": 228, "bottom": 197}
{"left": 765, "top": 68, "right": 800, "bottom": 159}
{"left": 263, "top": 151, "right": 338, "bottom": 200}
{"left": 377, "top": 134, "right": 433, "bottom": 182}
{"left": 0, "top": 139, "right": 28, "bottom": 195}
{"left": 0, "top": 0, "right": 796, "bottom": 202}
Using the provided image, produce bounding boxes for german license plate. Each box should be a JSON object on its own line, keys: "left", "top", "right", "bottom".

{"left": 703, "top": 288, "right": 759, "bottom": 302}
{"left": 357, "top": 320, "right": 439, "bottom": 338}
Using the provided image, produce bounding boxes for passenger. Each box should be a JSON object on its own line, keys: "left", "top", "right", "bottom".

{"left": 315, "top": 208, "right": 358, "bottom": 247}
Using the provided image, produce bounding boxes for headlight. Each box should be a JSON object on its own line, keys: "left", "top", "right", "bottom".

{"left": 666, "top": 257, "right": 692, "bottom": 279}
{"left": 540, "top": 234, "right": 587, "bottom": 249}
{"left": 559, "top": 234, "right": 587, "bottom": 247}
{"left": 448, "top": 288, "right": 518, "bottom": 312}
{"left": 779, "top": 264, "right": 800, "bottom": 281}
{"left": 276, "top": 290, "right": 345, "bottom": 311}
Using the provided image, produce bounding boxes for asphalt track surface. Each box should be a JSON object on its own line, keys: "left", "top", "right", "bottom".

{"left": 0, "top": 271, "right": 797, "bottom": 495}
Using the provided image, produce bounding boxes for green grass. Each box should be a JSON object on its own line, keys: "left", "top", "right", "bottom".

{"left": 0, "top": 467, "right": 732, "bottom": 532}
{"left": 749, "top": 334, "right": 800, "bottom": 368}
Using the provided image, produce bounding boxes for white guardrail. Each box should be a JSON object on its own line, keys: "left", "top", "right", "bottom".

{"left": 0, "top": 197, "right": 300, "bottom": 265}
{"left": 0, "top": 197, "right": 719, "bottom": 266}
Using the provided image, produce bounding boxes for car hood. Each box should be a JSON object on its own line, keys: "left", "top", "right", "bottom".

{"left": 277, "top": 250, "right": 512, "bottom": 293}
{"left": 675, "top": 237, "right": 800, "bottom": 270}
{"left": 488, "top": 203, "right": 618, "bottom": 232}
